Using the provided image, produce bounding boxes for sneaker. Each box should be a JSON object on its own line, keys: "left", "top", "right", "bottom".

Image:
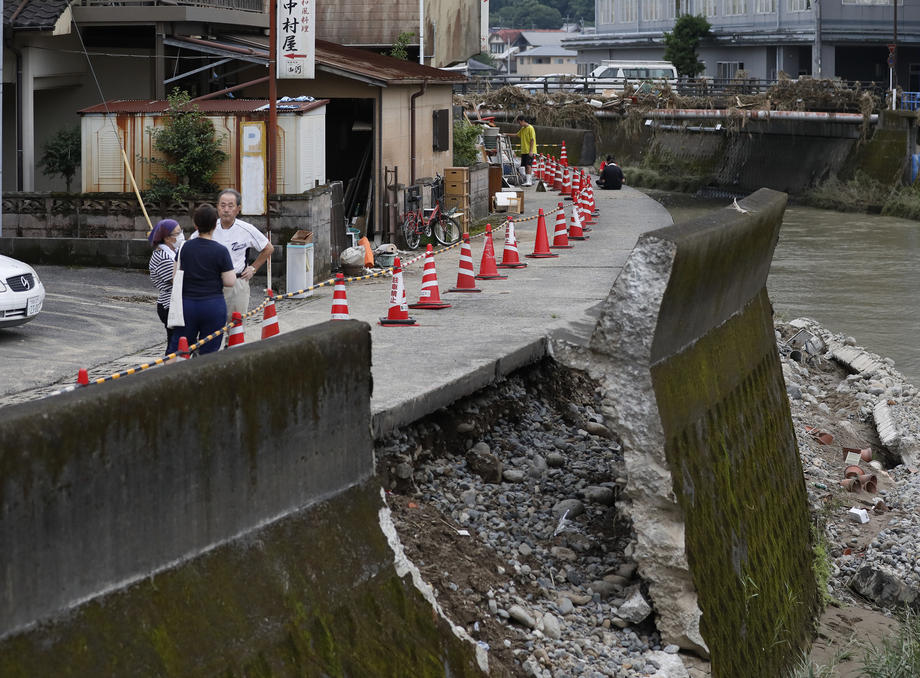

{"left": 523, "top": 180, "right": 532, "bottom": 187}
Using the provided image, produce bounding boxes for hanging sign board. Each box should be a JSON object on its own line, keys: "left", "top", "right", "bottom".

{"left": 277, "top": 0, "right": 315, "bottom": 79}
{"left": 240, "top": 121, "right": 266, "bottom": 216}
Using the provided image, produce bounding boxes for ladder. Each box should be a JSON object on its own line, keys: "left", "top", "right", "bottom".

{"left": 496, "top": 133, "right": 520, "bottom": 187}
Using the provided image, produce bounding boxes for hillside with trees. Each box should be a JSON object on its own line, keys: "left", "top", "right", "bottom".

{"left": 490, "top": 0, "right": 594, "bottom": 29}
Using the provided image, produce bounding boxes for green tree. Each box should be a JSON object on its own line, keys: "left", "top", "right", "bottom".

{"left": 389, "top": 31, "right": 415, "bottom": 60}
{"left": 470, "top": 52, "right": 495, "bottom": 67}
{"left": 146, "top": 88, "right": 227, "bottom": 203}
{"left": 453, "top": 121, "right": 481, "bottom": 167}
{"left": 497, "top": 0, "right": 563, "bottom": 29}
{"left": 664, "top": 14, "right": 711, "bottom": 78}
{"left": 39, "top": 126, "right": 81, "bottom": 192}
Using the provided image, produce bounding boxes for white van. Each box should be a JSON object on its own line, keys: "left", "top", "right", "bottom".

{"left": 587, "top": 60, "right": 678, "bottom": 94}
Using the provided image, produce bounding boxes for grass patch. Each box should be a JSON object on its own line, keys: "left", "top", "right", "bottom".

{"left": 800, "top": 171, "right": 920, "bottom": 221}
{"left": 621, "top": 164, "right": 711, "bottom": 194}
{"left": 861, "top": 608, "right": 920, "bottom": 678}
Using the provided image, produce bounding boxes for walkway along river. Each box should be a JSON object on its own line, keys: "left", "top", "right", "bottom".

{"left": 648, "top": 190, "right": 920, "bottom": 386}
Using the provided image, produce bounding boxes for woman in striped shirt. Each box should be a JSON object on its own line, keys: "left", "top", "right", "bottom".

{"left": 148, "top": 219, "right": 184, "bottom": 354}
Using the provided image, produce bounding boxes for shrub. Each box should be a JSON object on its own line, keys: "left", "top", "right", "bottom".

{"left": 453, "top": 121, "right": 481, "bottom": 167}
{"left": 39, "top": 126, "right": 81, "bottom": 192}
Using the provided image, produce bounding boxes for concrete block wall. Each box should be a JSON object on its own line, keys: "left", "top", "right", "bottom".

{"left": 566, "top": 188, "right": 819, "bottom": 677}
{"left": 0, "top": 321, "right": 373, "bottom": 640}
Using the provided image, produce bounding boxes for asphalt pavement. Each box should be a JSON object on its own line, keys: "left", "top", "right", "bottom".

{"left": 0, "top": 178, "right": 673, "bottom": 419}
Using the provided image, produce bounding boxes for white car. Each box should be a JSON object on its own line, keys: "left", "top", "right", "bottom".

{"left": 0, "top": 254, "right": 45, "bottom": 327}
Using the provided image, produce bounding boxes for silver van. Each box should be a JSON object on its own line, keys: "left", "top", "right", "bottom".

{"left": 588, "top": 60, "right": 678, "bottom": 94}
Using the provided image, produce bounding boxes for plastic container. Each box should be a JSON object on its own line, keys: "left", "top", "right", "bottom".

{"left": 286, "top": 243, "right": 314, "bottom": 298}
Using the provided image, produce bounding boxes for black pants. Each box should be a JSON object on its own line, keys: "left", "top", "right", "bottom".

{"left": 156, "top": 302, "right": 180, "bottom": 354}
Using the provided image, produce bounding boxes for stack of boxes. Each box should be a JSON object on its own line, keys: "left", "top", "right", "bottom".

{"left": 443, "top": 167, "right": 470, "bottom": 232}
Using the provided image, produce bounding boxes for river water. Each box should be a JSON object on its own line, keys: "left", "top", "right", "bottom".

{"left": 645, "top": 190, "right": 920, "bottom": 386}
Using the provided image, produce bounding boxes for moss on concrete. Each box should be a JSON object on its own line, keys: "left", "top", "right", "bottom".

{"left": 0, "top": 482, "right": 488, "bottom": 677}
{"left": 651, "top": 290, "right": 819, "bottom": 678}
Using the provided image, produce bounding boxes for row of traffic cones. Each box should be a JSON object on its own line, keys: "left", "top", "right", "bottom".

{"left": 331, "top": 193, "right": 595, "bottom": 328}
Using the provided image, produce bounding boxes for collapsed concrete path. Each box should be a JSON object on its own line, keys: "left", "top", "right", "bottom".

{"left": 276, "top": 182, "right": 673, "bottom": 437}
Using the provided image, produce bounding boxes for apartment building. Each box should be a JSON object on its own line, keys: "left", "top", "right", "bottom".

{"left": 565, "top": 1, "right": 920, "bottom": 86}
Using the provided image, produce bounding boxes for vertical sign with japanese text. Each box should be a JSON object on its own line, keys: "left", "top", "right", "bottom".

{"left": 277, "top": 0, "right": 315, "bottom": 79}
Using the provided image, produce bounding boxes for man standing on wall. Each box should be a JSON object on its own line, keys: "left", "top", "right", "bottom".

{"left": 514, "top": 114, "right": 537, "bottom": 187}
{"left": 194, "top": 188, "right": 275, "bottom": 319}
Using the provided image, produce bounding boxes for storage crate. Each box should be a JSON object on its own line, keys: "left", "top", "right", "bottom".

{"left": 443, "top": 195, "right": 470, "bottom": 232}
{"left": 444, "top": 167, "right": 470, "bottom": 182}
{"left": 444, "top": 180, "right": 469, "bottom": 196}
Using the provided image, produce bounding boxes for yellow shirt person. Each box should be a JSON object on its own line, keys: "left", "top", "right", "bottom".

{"left": 515, "top": 115, "right": 537, "bottom": 186}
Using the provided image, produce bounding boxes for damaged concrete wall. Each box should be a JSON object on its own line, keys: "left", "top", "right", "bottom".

{"left": 0, "top": 322, "right": 487, "bottom": 675}
{"left": 560, "top": 189, "right": 819, "bottom": 677}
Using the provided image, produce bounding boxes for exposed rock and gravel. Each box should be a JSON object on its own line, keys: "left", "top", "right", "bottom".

{"left": 375, "top": 317, "right": 920, "bottom": 677}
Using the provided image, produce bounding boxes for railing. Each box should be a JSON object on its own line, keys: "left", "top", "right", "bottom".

{"left": 77, "top": 0, "right": 265, "bottom": 11}
{"left": 901, "top": 91, "right": 920, "bottom": 111}
{"left": 455, "top": 75, "right": 887, "bottom": 100}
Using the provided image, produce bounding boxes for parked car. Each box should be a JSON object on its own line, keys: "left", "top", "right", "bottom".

{"left": 0, "top": 254, "right": 45, "bottom": 327}
{"left": 513, "top": 73, "right": 582, "bottom": 94}
{"left": 587, "top": 60, "right": 678, "bottom": 95}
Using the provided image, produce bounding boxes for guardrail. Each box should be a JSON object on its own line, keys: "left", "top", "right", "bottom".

{"left": 455, "top": 76, "right": 888, "bottom": 99}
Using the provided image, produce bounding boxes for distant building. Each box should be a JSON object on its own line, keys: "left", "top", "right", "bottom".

{"left": 489, "top": 28, "right": 582, "bottom": 74}
{"left": 515, "top": 46, "right": 579, "bottom": 76}
{"left": 566, "top": 0, "right": 920, "bottom": 85}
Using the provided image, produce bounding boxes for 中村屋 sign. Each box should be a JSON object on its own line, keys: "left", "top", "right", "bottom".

{"left": 277, "top": 0, "right": 315, "bottom": 79}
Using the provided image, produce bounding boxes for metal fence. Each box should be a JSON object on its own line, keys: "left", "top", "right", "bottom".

{"left": 901, "top": 91, "right": 920, "bottom": 111}
{"left": 77, "top": 0, "right": 264, "bottom": 10}
{"left": 455, "top": 75, "right": 887, "bottom": 99}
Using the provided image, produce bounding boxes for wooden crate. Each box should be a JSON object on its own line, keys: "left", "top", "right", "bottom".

{"left": 443, "top": 195, "right": 470, "bottom": 232}
{"left": 444, "top": 180, "right": 469, "bottom": 196}
{"left": 444, "top": 167, "right": 470, "bottom": 183}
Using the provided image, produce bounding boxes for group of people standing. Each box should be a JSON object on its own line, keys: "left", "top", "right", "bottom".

{"left": 147, "top": 189, "right": 274, "bottom": 356}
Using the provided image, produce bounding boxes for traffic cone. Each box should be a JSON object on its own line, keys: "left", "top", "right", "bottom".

{"left": 526, "top": 209, "right": 559, "bottom": 259}
{"left": 177, "top": 336, "right": 191, "bottom": 359}
{"left": 570, "top": 171, "right": 581, "bottom": 201}
{"left": 497, "top": 217, "right": 527, "bottom": 269}
{"left": 560, "top": 140, "right": 568, "bottom": 166}
{"left": 475, "top": 224, "right": 508, "bottom": 280}
{"left": 579, "top": 189, "right": 596, "bottom": 227}
{"left": 553, "top": 159, "right": 563, "bottom": 191}
{"left": 379, "top": 257, "right": 417, "bottom": 325}
{"left": 261, "top": 289, "right": 280, "bottom": 339}
{"left": 537, "top": 155, "right": 545, "bottom": 182}
{"left": 409, "top": 244, "right": 451, "bottom": 309}
{"left": 447, "top": 233, "right": 483, "bottom": 292}
{"left": 551, "top": 203, "right": 573, "bottom": 249}
{"left": 569, "top": 202, "right": 589, "bottom": 240}
{"left": 588, "top": 182, "right": 599, "bottom": 216}
{"left": 561, "top": 167, "right": 572, "bottom": 197}
{"left": 77, "top": 368, "right": 89, "bottom": 386}
{"left": 227, "top": 312, "right": 245, "bottom": 347}
{"left": 330, "top": 273, "right": 350, "bottom": 319}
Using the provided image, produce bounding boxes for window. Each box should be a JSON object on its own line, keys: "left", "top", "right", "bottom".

{"left": 755, "top": 0, "right": 776, "bottom": 11}
{"left": 666, "top": 0, "right": 690, "bottom": 17}
{"left": 597, "top": 0, "right": 613, "bottom": 24}
{"left": 725, "top": 0, "right": 746, "bottom": 14}
{"left": 555, "top": 58, "right": 565, "bottom": 64}
{"left": 621, "top": 0, "right": 637, "bottom": 23}
{"left": 642, "top": 1, "right": 663, "bottom": 20}
{"left": 717, "top": 61, "right": 745, "bottom": 79}
{"left": 702, "top": 0, "right": 718, "bottom": 15}
{"left": 787, "top": 0, "right": 811, "bottom": 9}
{"left": 842, "top": 1, "right": 902, "bottom": 5}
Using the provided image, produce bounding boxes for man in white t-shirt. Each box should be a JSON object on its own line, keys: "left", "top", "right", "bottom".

{"left": 205, "top": 188, "right": 274, "bottom": 319}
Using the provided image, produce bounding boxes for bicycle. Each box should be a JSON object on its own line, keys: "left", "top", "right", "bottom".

{"left": 400, "top": 177, "right": 463, "bottom": 249}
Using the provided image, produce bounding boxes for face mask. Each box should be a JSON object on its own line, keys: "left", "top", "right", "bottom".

{"left": 174, "top": 232, "right": 185, "bottom": 246}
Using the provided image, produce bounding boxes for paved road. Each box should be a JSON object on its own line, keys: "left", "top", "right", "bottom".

{"left": 0, "top": 181, "right": 673, "bottom": 415}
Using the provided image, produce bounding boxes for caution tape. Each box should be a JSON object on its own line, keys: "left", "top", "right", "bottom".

{"left": 59, "top": 195, "right": 583, "bottom": 391}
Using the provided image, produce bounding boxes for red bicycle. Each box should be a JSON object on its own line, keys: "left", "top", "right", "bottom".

{"left": 401, "top": 176, "right": 463, "bottom": 249}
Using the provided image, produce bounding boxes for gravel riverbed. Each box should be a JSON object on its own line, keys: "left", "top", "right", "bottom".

{"left": 375, "top": 318, "right": 920, "bottom": 678}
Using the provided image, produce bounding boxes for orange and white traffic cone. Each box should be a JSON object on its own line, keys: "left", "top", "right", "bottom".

{"left": 261, "top": 289, "right": 280, "bottom": 339}
{"left": 379, "top": 257, "right": 417, "bottom": 326}
{"left": 448, "top": 233, "right": 482, "bottom": 292}
{"left": 409, "top": 244, "right": 451, "bottom": 309}
{"left": 570, "top": 171, "right": 581, "bottom": 201}
{"left": 227, "top": 312, "right": 245, "bottom": 347}
{"left": 561, "top": 167, "right": 572, "bottom": 197}
{"left": 497, "top": 217, "right": 527, "bottom": 269}
{"left": 569, "top": 202, "right": 589, "bottom": 240}
{"left": 475, "top": 224, "right": 508, "bottom": 280}
{"left": 588, "top": 182, "right": 599, "bottom": 216}
{"left": 77, "top": 368, "right": 89, "bottom": 385}
{"left": 537, "top": 155, "right": 545, "bottom": 182}
{"left": 177, "top": 336, "right": 191, "bottom": 359}
{"left": 526, "top": 209, "right": 559, "bottom": 259}
{"left": 579, "top": 189, "right": 595, "bottom": 228}
{"left": 560, "top": 140, "right": 568, "bottom": 166}
{"left": 551, "top": 203, "right": 573, "bottom": 249}
{"left": 553, "top": 159, "right": 563, "bottom": 192}
{"left": 330, "top": 273, "right": 350, "bottom": 319}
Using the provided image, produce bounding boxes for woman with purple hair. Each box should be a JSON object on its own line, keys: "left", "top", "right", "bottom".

{"left": 148, "top": 218, "right": 184, "bottom": 354}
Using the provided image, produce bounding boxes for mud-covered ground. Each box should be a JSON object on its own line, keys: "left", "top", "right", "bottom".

{"left": 376, "top": 319, "right": 919, "bottom": 677}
